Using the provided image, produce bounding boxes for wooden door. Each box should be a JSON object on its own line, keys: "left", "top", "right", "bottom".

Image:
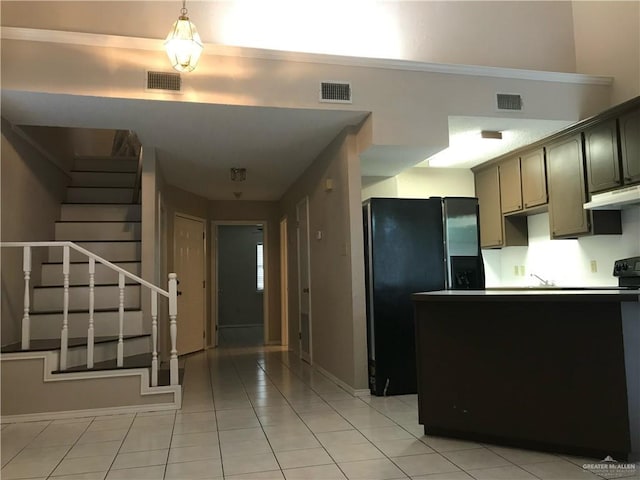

{"left": 475, "top": 166, "right": 503, "bottom": 248}
{"left": 546, "top": 135, "right": 590, "bottom": 238}
{"left": 620, "top": 110, "right": 640, "bottom": 185}
{"left": 520, "top": 148, "right": 548, "bottom": 208}
{"left": 174, "top": 215, "right": 205, "bottom": 355}
{"left": 296, "top": 198, "right": 312, "bottom": 363}
{"left": 499, "top": 157, "right": 522, "bottom": 213}
{"left": 584, "top": 118, "right": 621, "bottom": 194}
{"left": 280, "top": 217, "right": 289, "bottom": 347}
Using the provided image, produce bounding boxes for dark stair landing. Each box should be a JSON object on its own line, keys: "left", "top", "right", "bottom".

{"left": 52, "top": 353, "right": 184, "bottom": 386}
{"left": 1, "top": 334, "right": 149, "bottom": 353}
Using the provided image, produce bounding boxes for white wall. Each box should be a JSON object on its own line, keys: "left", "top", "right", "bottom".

{"left": 1, "top": 118, "right": 69, "bottom": 345}
{"left": 2, "top": 1, "right": 578, "bottom": 73}
{"left": 362, "top": 167, "right": 475, "bottom": 201}
{"left": 396, "top": 168, "right": 475, "bottom": 198}
{"left": 483, "top": 207, "right": 640, "bottom": 287}
{"left": 573, "top": 1, "right": 640, "bottom": 104}
{"left": 361, "top": 176, "right": 398, "bottom": 201}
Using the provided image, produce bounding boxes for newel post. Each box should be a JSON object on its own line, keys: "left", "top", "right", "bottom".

{"left": 168, "top": 273, "right": 179, "bottom": 385}
{"left": 21, "top": 246, "right": 32, "bottom": 350}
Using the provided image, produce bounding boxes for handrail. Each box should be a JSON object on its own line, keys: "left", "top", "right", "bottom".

{"left": 1, "top": 241, "right": 179, "bottom": 386}
{"left": 1, "top": 241, "right": 169, "bottom": 297}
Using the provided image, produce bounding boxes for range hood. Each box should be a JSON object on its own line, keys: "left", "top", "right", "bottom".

{"left": 584, "top": 184, "right": 640, "bottom": 210}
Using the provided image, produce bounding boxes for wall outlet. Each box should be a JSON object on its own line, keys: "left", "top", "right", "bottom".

{"left": 519, "top": 265, "right": 525, "bottom": 276}
{"left": 590, "top": 260, "right": 598, "bottom": 273}
{"left": 514, "top": 265, "right": 519, "bottom": 276}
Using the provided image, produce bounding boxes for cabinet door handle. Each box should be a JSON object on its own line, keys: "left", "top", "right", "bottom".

{"left": 625, "top": 177, "right": 633, "bottom": 182}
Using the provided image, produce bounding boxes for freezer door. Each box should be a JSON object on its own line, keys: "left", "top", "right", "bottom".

{"left": 442, "top": 197, "right": 485, "bottom": 289}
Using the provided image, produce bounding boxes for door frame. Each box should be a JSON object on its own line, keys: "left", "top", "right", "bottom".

{"left": 296, "top": 197, "right": 312, "bottom": 364}
{"left": 173, "top": 212, "right": 207, "bottom": 353}
{"left": 280, "top": 216, "right": 289, "bottom": 347}
{"left": 211, "top": 220, "right": 269, "bottom": 347}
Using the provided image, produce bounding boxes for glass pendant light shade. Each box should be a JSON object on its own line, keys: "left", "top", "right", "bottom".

{"left": 164, "top": 6, "right": 203, "bottom": 73}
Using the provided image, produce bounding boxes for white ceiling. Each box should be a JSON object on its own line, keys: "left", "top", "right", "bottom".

{"left": 2, "top": 89, "right": 575, "bottom": 200}
{"left": 416, "top": 116, "right": 574, "bottom": 169}
{"left": 1, "top": 90, "right": 369, "bottom": 201}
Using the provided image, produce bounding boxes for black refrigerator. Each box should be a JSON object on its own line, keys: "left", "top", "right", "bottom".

{"left": 363, "top": 197, "right": 485, "bottom": 396}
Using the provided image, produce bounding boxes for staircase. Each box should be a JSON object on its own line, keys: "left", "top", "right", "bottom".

{"left": 1, "top": 155, "right": 181, "bottom": 422}
{"left": 35, "top": 155, "right": 143, "bottom": 340}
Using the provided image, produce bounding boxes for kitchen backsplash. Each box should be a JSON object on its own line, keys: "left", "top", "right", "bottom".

{"left": 482, "top": 205, "right": 640, "bottom": 287}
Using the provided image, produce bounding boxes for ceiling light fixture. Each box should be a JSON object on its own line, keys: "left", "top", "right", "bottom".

{"left": 164, "top": 0, "right": 203, "bottom": 73}
{"left": 481, "top": 130, "right": 503, "bottom": 140}
{"left": 230, "top": 168, "right": 247, "bottom": 182}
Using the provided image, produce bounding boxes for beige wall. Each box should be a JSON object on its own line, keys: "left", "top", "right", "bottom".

{"left": 1, "top": 37, "right": 613, "bottom": 175}
{"left": 573, "top": 1, "right": 640, "bottom": 104}
{"left": 2, "top": 1, "right": 578, "bottom": 72}
{"left": 1, "top": 118, "right": 69, "bottom": 345}
{"left": 69, "top": 128, "right": 115, "bottom": 157}
{"left": 280, "top": 122, "right": 370, "bottom": 391}
{"left": 396, "top": 168, "right": 476, "bottom": 198}
{"left": 16, "top": 125, "right": 75, "bottom": 174}
{"left": 362, "top": 168, "right": 476, "bottom": 201}
{"left": 361, "top": 177, "right": 398, "bottom": 201}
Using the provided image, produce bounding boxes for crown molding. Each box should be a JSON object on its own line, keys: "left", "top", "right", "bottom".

{"left": 2, "top": 26, "right": 614, "bottom": 86}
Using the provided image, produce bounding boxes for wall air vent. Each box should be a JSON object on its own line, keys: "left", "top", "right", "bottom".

{"left": 146, "top": 71, "right": 182, "bottom": 93}
{"left": 320, "top": 82, "right": 352, "bottom": 103}
{"left": 497, "top": 93, "right": 523, "bottom": 111}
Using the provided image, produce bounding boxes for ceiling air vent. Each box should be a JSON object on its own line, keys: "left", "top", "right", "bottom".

{"left": 497, "top": 93, "right": 523, "bottom": 111}
{"left": 320, "top": 82, "right": 352, "bottom": 104}
{"left": 146, "top": 71, "right": 182, "bottom": 93}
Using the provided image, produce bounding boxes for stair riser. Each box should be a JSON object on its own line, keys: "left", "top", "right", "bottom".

{"left": 32, "top": 285, "right": 141, "bottom": 311}
{"left": 66, "top": 187, "right": 134, "bottom": 204}
{"left": 30, "top": 311, "right": 144, "bottom": 339}
{"left": 41, "top": 262, "right": 141, "bottom": 286}
{"left": 55, "top": 222, "right": 141, "bottom": 241}
{"left": 64, "top": 336, "right": 151, "bottom": 369}
{"left": 48, "top": 242, "right": 140, "bottom": 262}
{"left": 71, "top": 171, "right": 137, "bottom": 188}
{"left": 60, "top": 204, "right": 141, "bottom": 222}
{"left": 74, "top": 157, "right": 138, "bottom": 172}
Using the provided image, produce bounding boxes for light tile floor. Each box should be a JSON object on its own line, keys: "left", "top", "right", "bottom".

{"left": 1, "top": 346, "right": 637, "bottom": 480}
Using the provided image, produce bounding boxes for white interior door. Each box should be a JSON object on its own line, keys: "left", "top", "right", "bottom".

{"left": 280, "top": 217, "right": 289, "bottom": 347}
{"left": 296, "top": 198, "right": 312, "bottom": 363}
{"left": 174, "top": 214, "right": 205, "bottom": 356}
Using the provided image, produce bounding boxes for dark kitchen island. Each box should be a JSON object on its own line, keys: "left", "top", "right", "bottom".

{"left": 412, "top": 289, "right": 640, "bottom": 462}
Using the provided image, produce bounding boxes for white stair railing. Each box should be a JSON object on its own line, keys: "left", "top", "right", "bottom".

{"left": 1, "top": 241, "right": 179, "bottom": 386}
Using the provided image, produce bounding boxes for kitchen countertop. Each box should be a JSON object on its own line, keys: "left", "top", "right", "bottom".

{"left": 412, "top": 288, "right": 640, "bottom": 302}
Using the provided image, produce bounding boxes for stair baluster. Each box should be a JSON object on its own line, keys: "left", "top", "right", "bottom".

{"left": 60, "top": 246, "right": 70, "bottom": 370}
{"left": 117, "top": 273, "right": 125, "bottom": 367}
{"left": 2, "top": 242, "right": 178, "bottom": 385}
{"left": 87, "top": 257, "right": 95, "bottom": 368}
{"left": 21, "top": 246, "right": 32, "bottom": 350}
{"left": 151, "top": 290, "right": 158, "bottom": 387}
{"left": 169, "top": 273, "right": 178, "bottom": 385}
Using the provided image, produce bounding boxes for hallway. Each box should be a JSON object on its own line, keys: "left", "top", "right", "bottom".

{"left": 1, "top": 347, "right": 617, "bottom": 479}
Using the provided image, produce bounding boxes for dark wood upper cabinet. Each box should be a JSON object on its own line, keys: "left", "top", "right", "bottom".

{"left": 546, "top": 134, "right": 590, "bottom": 238}
{"left": 520, "top": 148, "right": 547, "bottom": 208}
{"left": 475, "top": 166, "right": 503, "bottom": 248}
{"left": 499, "top": 157, "right": 522, "bottom": 214}
{"left": 619, "top": 109, "right": 640, "bottom": 185}
{"left": 584, "top": 118, "right": 621, "bottom": 194}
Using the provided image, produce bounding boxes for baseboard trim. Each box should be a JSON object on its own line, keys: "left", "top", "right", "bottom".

{"left": 1, "top": 402, "right": 178, "bottom": 424}
{"left": 313, "top": 364, "right": 371, "bottom": 398}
